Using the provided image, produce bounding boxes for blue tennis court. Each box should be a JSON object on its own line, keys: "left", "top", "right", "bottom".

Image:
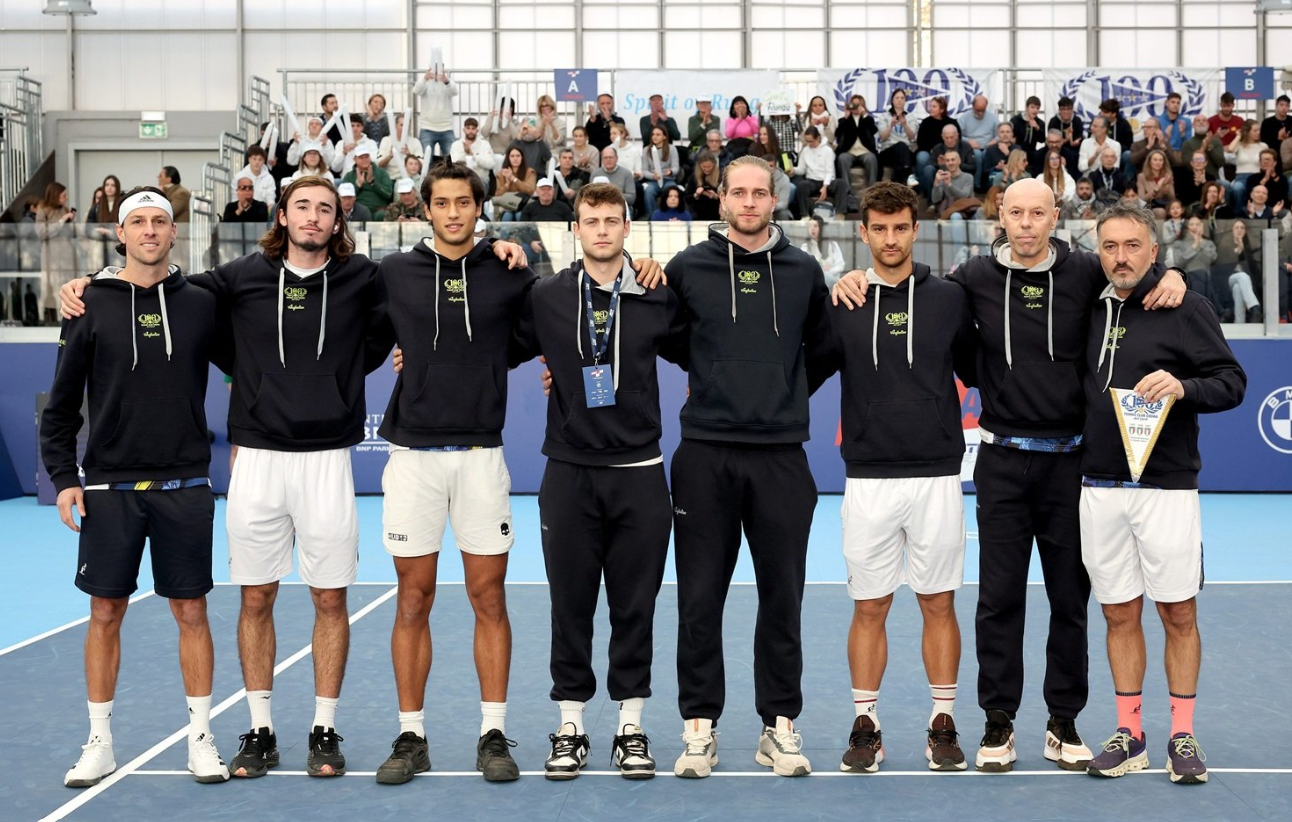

{"left": 1, "top": 493, "right": 1288, "bottom": 822}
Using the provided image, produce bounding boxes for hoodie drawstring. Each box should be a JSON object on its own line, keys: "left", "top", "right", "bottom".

{"left": 728, "top": 242, "right": 737, "bottom": 322}
{"left": 129, "top": 284, "right": 138, "bottom": 371}
{"left": 157, "top": 281, "right": 172, "bottom": 362}
{"left": 462, "top": 258, "right": 473, "bottom": 342}
{"left": 1098, "top": 297, "right": 1126, "bottom": 392}
{"left": 1046, "top": 270, "right": 1055, "bottom": 362}
{"left": 767, "top": 251, "right": 779, "bottom": 338}
{"left": 433, "top": 255, "right": 442, "bottom": 351}
{"left": 276, "top": 267, "right": 287, "bottom": 367}
{"left": 905, "top": 274, "right": 914, "bottom": 368}
{"left": 870, "top": 283, "right": 881, "bottom": 370}
{"left": 1003, "top": 269, "right": 1013, "bottom": 369}
{"left": 316, "top": 268, "right": 328, "bottom": 360}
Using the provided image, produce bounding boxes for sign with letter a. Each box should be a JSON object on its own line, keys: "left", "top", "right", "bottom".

{"left": 555, "top": 69, "right": 598, "bottom": 103}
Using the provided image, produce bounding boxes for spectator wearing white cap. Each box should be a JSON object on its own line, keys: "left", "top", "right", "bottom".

{"left": 450, "top": 117, "right": 497, "bottom": 185}
{"left": 333, "top": 114, "right": 380, "bottom": 177}
{"left": 379, "top": 113, "right": 425, "bottom": 177}
{"left": 337, "top": 182, "right": 373, "bottom": 223}
{"left": 342, "top": 143, "right": 393, "bottom": 218}
{"left": 222, "top": 173, "right": 270, "bottom": 223}
{"left": 519, "top": 178, "right": 575, "bottom": 222}
{"left": 287, "top": 116, "right": 337, "bottom": 169}
{"left": 413, "top": 64, "right": 458, "bottom": 160}
{"left": 386, "top": 178, "right": 426, "bottom": 222}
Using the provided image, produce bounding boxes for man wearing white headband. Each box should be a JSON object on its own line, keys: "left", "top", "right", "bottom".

{"left": 42, "top": 186, "right": 231, "bottom": 787}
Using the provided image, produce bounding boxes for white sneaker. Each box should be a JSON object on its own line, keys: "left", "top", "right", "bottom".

{"left": 64, "top": 737, "right": 116, "bottom": 787}
{"left": 1043, "top": 716, "right": 1093, "bottom": 770}
{"left": 188, "top": 732, "right": 230, "bottom": 783}
{"left": 906, "top": 174, "right": 921, "bottom": 187}
{"left": 673, "top": 718, "right": 719, "bottom": 778}
{"left": 755, "top": 716, "right": 812, "bottom": 777}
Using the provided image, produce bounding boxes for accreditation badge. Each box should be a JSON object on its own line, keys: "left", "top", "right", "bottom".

{"left": 1109, "top": 387, "right": 1175, "bottom": 483}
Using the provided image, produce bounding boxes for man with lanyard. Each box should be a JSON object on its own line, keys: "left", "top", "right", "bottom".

{"left": 666, "top": 156, "right": 833, "bottom": 779}
{"left": 817, "top": 182, "right": 978, "bottom": 774}
{"left": 370, "top": 163, "right": 663, "bottom": 784}
{"left": 832, "top": 177, "right": 1188, "bottom": 772}
{"left": 42, "top": 186, "right": 231, "bottom": 787}
{"left": 509, "top": 182, "right": 687, "bottom": 780}
{"left": 1079, "top": 203, "right": 1244, "bottom": 785}
{"left": 58, "top": 178, "right": 531, "bottom": 780}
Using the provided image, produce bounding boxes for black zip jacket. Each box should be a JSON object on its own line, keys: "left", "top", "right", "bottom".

{"left": 41, "top": 268, "right": 217, "bottom": 492}
{"left": 820, "top": 264, "right": 977, "bottom": 478}
{"left": 664, "top": 223, "right": 832, "bottom": 445}
{"left": 512, "top": 258, "right": 688, "bottom": 466}
{"left": 374, "top": 238, "right": 537, "bottom": 447}
{"left": 949, "top": 236, "right": 1106, "bottom": 438}
{"left": 1082, "top": 265, "right": 1246, "bottom": 489}
{"left": 190, "top": 251, "right": 383, "bottom": 451}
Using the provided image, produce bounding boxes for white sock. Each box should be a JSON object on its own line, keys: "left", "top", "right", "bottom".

{"left": 88, "top": 700, "right": 113, "bottom": 743}
{"left": 558, "top": 700, "right": 585, "bottom": 735}
{"left": 618, "top": 697, "right": 645, "bottom": 733}
{"left": 930, "top": 683, "right": 957, "bottom": 726}
{"left": 312, "top": 696, "right": 339, "bottom": 731}
{"left": 480, "top": 701, "right": 507, "bottom": 736}
{"left": 186, "top": 694, "right": 212, "bottom": 740}
{"left": 852, "top": 688, "right": 881, "bottom": 730}
{"left": 398, "top": 710, "right": 425, "bottom": 739}
{"left": 247, "top": 689, "right": 273, "bottom": 732}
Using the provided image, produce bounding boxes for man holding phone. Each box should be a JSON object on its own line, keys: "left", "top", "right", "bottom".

{"left": 835, "top": 94, "right": 880, "bottom": 194}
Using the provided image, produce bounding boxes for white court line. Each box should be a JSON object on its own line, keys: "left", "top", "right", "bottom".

{"left": 214, "top": 580, "right": 1292, "bottom": 587}
{"left": 38, "top": 584, "right": 398, "bottom": 822}
{"left": 128, "top": 767, "right": 1292, "bottom": 777}
{"left": 0, "top": 591, "right": 156, "bottom": 658}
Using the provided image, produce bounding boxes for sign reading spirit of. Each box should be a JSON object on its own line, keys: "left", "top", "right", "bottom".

{"left": 1110, "top": 388, "right": 1175, "bottom": 482}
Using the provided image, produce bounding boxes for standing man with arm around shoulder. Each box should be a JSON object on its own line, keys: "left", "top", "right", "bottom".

{"left": 41, "top": 187, "right": 229, "bottom": 787}
{"left": 668, "top": 157, "right": 833, "bottom": 779}
{"left": 511, "top": 182, "right": 688, "bottom": 781}
{"left": 1080, "top": 203, "right": 1245, "bottom": 786}
{"left": 821, "top": 183, "right": 978, "bottom": 775}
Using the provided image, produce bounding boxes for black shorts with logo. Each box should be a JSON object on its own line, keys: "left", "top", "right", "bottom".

{"left": 76, "top": 486, "right": 215, "bottom": 599}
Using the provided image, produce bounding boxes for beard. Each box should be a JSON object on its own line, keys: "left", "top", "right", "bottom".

{"left": 289, "top": 228, "right": 329, "bottom": 253}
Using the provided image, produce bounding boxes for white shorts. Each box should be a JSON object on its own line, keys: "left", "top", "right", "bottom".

{"left": 1079, "top": 485, "right": 1203, "bottom": 604}
{"left": 227, "top": 447, "right": 359, "bottom": 589}
{"left": 840, "top": 475, "right": 966, "bottom": 601}
{"left": 382, "top": 447, "right": 514, "bottom": 557}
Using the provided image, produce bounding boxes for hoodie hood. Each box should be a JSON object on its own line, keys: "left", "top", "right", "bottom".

{"left": 91, "top": 264, "right": 186, "bottom": 371}
{"left": 991, "top": 235, "right": 1068, "bottom": 369}
{"left": 1095, "top": 264, "right": 1166, "bottom": 391}
{"left": 412, "top": 236, "right": 497, "bottom": 350}
{"left": 706, "top": 222, "right": 790, "bottom": 336}
{"left": 863, "top": 264, "right": 930, "bottom": 371}
{"left": 570, "top": 253, "right": 645, "bottom": 392}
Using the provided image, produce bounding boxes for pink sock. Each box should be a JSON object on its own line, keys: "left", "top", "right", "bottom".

{"left": 1170, "top": 693, "right": 1195, "bottom": 737}
{"left": 1115, "top": 691, "right": 1143, "bottom": 739}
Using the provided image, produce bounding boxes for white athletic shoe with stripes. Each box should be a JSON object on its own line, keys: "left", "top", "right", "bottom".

{"left": 673, "top": 719, "right": 719, "bottom": 778}
{"left": 64, "top": 737, "right": 116, "bottom": 787}
{"left": 188, "top": 732, "right": 231, "bottom": 783}
{"left": 756, "top": 716, "right": 812, "bottom": 777}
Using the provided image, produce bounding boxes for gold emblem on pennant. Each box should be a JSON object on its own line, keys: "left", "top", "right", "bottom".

{"left": 1109, "top": 387, "right": 1175, "bottom": 483}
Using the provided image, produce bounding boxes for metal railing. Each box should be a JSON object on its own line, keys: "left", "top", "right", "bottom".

{"left": 249, "top": 76, "right": 273, "bottom": 131}
{"left": 0, "top": 70, "right": 44, "bottom": 211}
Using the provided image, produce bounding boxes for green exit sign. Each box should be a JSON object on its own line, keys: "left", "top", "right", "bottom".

{"left": 140, "top": 122, "right": 168, "bottom": 139}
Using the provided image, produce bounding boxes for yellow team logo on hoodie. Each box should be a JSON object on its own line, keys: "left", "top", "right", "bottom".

{"left": 885, "top": 311, "right": 908, "bottom": 336}
{"left": 1020, "top": 284, "right": 1044, "bottom": 309}
{"left": 444, "top": 278, "right": 466, "bottom": 303}
{"left": 1106, "top": 325, "right": 1126, "bottom": 351}
{"left": 138, "top": 313, "right": 161, "bottom": 338}
{"left": 284, "top": 286, "right": 308, "bottom": 311}
{"left": 738, "top": 270, "right": 760, "bottom": 294}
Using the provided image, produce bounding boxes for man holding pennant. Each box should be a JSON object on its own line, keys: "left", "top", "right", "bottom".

{"left": 1079, "top": 202, "right": 1245, "bottom": 786}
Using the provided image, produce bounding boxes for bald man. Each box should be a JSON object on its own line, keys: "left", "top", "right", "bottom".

{"left": 833, "top": 177, "right": 1188, "bottom": 773}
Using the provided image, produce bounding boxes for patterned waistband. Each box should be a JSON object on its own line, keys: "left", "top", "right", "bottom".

{"left": 409, "top": 446, "right": 486, "bottom": 452}
{"left": 1081, "top": 477, "right": 1161, "bottom": 490}
{"left": 85, "top": 477, "right": 212, "bottom": 492}
{"left": 979, "top": 426, "right": 1083, "bottom": 453}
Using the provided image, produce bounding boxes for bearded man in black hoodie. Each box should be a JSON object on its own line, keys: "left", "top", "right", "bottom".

{"left": 834, "top": 177, "right": 1188, "bottom": 774}
{"left": 42, "top": 187, "right": 231, "bottom": 788}
{"left": 667, "top": 155, "right": 833, "bottom": 780}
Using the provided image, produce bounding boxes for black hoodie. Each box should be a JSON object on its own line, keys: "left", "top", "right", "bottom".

{"left": 822, "top": 264, "right": 978, "bottom": 478}
{"left": 374, "top": 238, "right": 538, "bottom": 447}
{"left": 513, "top": 257, "right": 688, "bottom": 466}
{"left": 949, "top": 236, "right": 1106, "bottom": 438}
{"left": 189, "top": 251, "right": 383, "bottom": 451}
{"left": 664, "top": 223, "right": 832, "bottom": 444}
{"left": 1081, "top": 264, "right": 1246, "bottom": 489}
{"left": 41, "top": 267, "right": 217, "bottom": 492}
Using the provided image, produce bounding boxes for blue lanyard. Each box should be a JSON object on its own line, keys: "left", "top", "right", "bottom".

{"left": 582, "top": 270, "right": 622, "bottom": 365}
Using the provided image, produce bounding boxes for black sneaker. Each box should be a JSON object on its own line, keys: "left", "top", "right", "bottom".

{"left": 476, "top": 728, "right": 520, "bottom": 782}
{"left": 544, "top": 725, "right": 590, "bottom": 780}
{"left": 974, "top": 710, "right": 1016, "bottom": 772}
{"left": 229, "top": 727, "right": 279, "bottom": 778}
{"left": 307, "top": 726, "right": 346, "bottom": 777}
{"left": 1044, "top": 716, "right": 1093, "bottom": 771}
{"left": 376, "top": 732, "right": 430, "bottom": 785}
{"left": 611, "top": 725, "right": 655, "bottom": 779}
